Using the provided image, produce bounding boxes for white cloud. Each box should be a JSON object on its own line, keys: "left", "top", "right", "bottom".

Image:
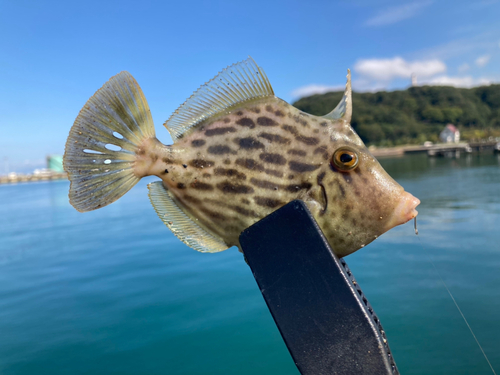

{"left": 291, "top": 55, "right": 497, "bottom": 97}
{"left": 354, "top": 57, "right": 446, "bottom": 81}
{"left": 291, "top": 84, "right": 344, "bottom": 99}
{"left": 457, "top": 63, "right": 470, "bottom": 73}
{"left": 419, "top": 75, "right": 493, "bottom": 88}
{"left": 475, "top": 54, "right": 491, "bottom": 67}
{"left": 366, "top": 1, "right": 432, "bottom": 27}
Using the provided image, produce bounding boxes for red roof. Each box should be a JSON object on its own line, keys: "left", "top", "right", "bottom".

{"left": 445, "top": 123, "right": 458, "bottom": 132}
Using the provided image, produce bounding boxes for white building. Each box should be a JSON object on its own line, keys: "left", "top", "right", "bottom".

{"left": 439, "top": 124, "right": 460, "bottom": 143}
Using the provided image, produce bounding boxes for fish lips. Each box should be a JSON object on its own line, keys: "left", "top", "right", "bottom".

{"left": 386, "top": 191, "right": 420, "bottom": 230}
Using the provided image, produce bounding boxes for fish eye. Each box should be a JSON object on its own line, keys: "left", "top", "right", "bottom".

{"left": 332, "top": 147, "right": 359, "bottom": 171}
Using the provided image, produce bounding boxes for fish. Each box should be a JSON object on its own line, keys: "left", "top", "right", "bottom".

{"left": 63, "top": 57, "right": 420, "bottom": 258}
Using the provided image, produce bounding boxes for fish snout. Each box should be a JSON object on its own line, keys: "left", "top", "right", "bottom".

{"left": 386, "top": 191, "right": 420, "bottom": 229}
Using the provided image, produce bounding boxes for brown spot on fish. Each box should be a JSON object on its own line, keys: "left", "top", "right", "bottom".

{"left": 235, "top": 158, "right": 264, "bottom": 171}
{"left": 314, "top": 146, "right": 327, "bottom": 154}
{"left": 296, "top": 135, "right": 319, "bottom": 145}
{"left": 223, "top": 159, "right": 231, "bottom": 165}
{"left": 254, "top": 196, "right": 284, "bottom": 208}
{"left": 205, "top": 127, "right": 236, "bottom": 136}
{"left": 214, "top": 167, "right": 246, "bottom": 180}
{"left": 177, "top": 182, "right": 186, "bottom": 189}
{"left": 241, "top": 198, "right": 250, "bottom": 204}
{"left": 236, "top": 110, "right": 244, "bottom": 116}
{"left": 183, "top": 195, "right": 201, "bottom": 204}
{"left": 229, "top": 205, "right": 259, "bottom": 218}
{"left": 190, "top": 181, "right": 214, "bottom": 190}
{"left": 200, "top": 207, "right": 227, "bottom": 220}
{"left": 223, "top": 118, "right": 230, "bottom": 123}
{"left": 288, "top": 174, "right": 294, "bottom": 179}
{"left": 314, "top": 146, "right": 330, "bottom": 160}
{"left": 216, "top": 182, "right": 254, "bottom": 194}
{"left": 282, "top": 124, "right": 298, "bottom": 135}
{"left": 320, "top": 121, "right": 328, "bottom": 127}
{"left": 191, "top": 139, "right": 206, "bottom": 147}
{"left": 237, "top": 137, "right": 265, "bottom": 149}
{"left": 285, "top": 182, "right": 312, "bottom": 192}
{"left": 275, "top": 110, "right": 285, "bottom": 117}
{"left": 202, "top": 173, "right": 211, "bottom": 178}
{"left": 265, "top": 105, "right": 273, "bottom": 112}
{"left": 207, "top": 145, "right": 234, "bottom": 155}
{"left": 162, "top": 157, "right": 176, "bottom": 164}
{"left": 339, "top": 184, "right": 346, "bottom": 197}
{"left": 258, "top": 133, "right": 291, "bottom": 145}
{"left": 257, "top": 116, "right": 278, "bottom": 126}
{"left": 249, "top": 107, "right": 261, "bottom": 113}
{"left": 292, "top": 115, "right": 308, "bottom": 127}
{"left": 289, "top": 161, "right": 320, "bottom": 172}
{"left": 236, "top": 117, "right": 255, "bottom": 128}
{"left": 313, "top": 129, "right": 319, "bottom": 134}
{"left": 342, "top": 173, "right": 353, "bottom": 184}
{"left": 287, "top": 149, "right": 306, "bottom": 156}
{"left": 264, "top": 169, "right": 283, "bottom": 178}
{"left": 189, "top": 159, "right": 214, "bottom": 169}
{"left": 259, "top": 153, "right": 286, "bottom": 165}
{"left": 250, "top": 178, "right": 279, "bottom": 190}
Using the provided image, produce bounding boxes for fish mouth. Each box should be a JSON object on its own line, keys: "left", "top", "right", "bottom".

{"left": 386, "top": 191, "right": 420, "bottom": 229}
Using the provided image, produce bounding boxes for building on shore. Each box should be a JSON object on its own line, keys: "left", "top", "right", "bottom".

{"left": 439, "top": 124, "right": 460, "bottom": 143}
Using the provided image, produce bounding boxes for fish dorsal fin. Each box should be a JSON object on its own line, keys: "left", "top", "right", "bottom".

{"left": 323, "top": 69, "right": 352, "bottom": 123}
{"left": 164, "top": 57, "right": 274, "bottom": 142}
{"left": 148, "top": 181, "right": 229, "bottom": 253}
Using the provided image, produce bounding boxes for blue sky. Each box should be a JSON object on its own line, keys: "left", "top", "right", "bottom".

{"left": 1, "top": 0, "right": 499, "bottom": 172}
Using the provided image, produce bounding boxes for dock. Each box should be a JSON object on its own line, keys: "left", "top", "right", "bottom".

{"left": 0, "top": 172, "right": 68, "bottom": 185}
{"left": 371, "top": 140, "right": 499, "bottom": 158}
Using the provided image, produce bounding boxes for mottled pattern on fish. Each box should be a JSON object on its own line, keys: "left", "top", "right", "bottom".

{"left": 64, "top": 58, "right": 419, "bottom": 257}
{"left": 136, "top": 97, "right": 401, "bottom": 255}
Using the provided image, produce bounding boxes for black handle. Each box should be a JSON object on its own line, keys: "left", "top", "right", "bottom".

{"left": 239, "top": 200, "right": 398, "bottom": 375}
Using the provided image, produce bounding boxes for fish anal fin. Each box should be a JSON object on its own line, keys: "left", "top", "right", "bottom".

{"left": 164, "top": 57, "right": 274, "bottom": 142}
{"left": 148, "top": 182, "right": 229, "bottom": 253}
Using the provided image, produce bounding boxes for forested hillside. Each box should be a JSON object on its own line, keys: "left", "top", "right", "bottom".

{"left": 293, "top": 85, "right": 500, "bottom": 146}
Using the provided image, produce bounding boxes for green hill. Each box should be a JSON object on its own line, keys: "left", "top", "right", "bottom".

{"left": 292, "top": 85, "right": 500, "bottom": 146}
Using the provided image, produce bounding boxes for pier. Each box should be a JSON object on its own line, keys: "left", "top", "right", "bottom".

{"left": 0, "top": 171, "right": 67, "bottom": 185}
{"left": 371, "top": 140, "right": 499, "bottom": 158}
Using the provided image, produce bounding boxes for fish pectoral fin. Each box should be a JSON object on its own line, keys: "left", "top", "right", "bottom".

{"left": 163, "top": 57, "right": 274, "bottom": 142}
{"left": 148, "top": 182, "right": 229, "bottom": 253}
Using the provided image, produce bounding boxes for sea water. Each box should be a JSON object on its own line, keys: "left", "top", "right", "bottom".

{"left": 0, "top": 153, "right": 499, "bottom": 375}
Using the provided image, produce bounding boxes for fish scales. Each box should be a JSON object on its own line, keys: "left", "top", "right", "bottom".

{"left": 63, "top": 58, "right": 420, "bottom": 257}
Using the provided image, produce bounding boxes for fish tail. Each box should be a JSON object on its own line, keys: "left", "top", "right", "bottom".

{"left": 63, "top": 72, "right": 156, "bottom": 212}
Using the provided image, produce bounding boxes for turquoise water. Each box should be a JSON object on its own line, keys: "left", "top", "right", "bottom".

{"left": 1, "top": 153, "right": 499, "bottom": 375}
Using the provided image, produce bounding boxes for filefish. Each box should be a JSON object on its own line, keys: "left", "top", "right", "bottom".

{"left": 63, "top": 58, "right": 420, "bottom": 257}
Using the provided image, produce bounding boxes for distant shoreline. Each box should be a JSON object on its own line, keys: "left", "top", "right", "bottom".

{"left": 0, "top": 172, "right": 67, "bottom": 185}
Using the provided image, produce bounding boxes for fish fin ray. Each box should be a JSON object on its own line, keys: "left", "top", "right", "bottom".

{"left": 164, "top": 57, "right": 274, "bottom": 142}
{"left": 148, "top": 182, "right": 229, "bottom": 253}
{"left": 323, "top": 69, "right": 352, "bottom": 123}
{"left": 64, "top": 71, "right": 155, "bottom": 212}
